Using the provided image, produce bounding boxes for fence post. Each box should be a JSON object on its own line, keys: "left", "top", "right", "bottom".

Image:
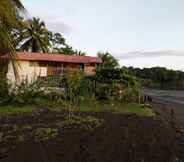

{"left": 170, "top": 108, "right": 175, "bottom": 128}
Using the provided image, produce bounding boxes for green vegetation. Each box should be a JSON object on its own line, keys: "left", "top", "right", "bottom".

{"left": 0, "top": 77, "right": 44, "bottom": 106}
{"left": 97, "top": 52, "right": 120, "bottom": 69}
{"left": 57, "top": 116, "right": 104, "bottom": 131}
{"left": 95, "top": 68, "right": 139, "bottom": 102}
{"left": 0, "top": 0, "right": 25, "bottom": 76}
{"left": 0, "top": 101, "right": 155, "bottom": 117}
{"left": 34, "top": 128, "right": 58, "bottom": 141}
{"left": 126, "top": 66, "right": 184, "bottom": 90}
{"left": 0, "top": 2, "right": 153, "bottom": 119}
{"left": 17, "top": 17, "right": 51, "bottom": 53}
{"left": 79, "top": 99, "right": 154, "bottom": 117}
{"left": 0, "top": 2, "right": 183, "bottom": 161}
{"left": 14, "top": 17, "right": 86, "bottom": 55}
{"left": 0, "top": 53, "right": 151, "bottom": 117}
{"left": 0, "top": 105, "right": 36, "bottom": 115}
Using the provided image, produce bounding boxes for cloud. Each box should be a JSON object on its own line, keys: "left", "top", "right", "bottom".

{"left": 26, "top": 10, "right": 74, "bottom": 34}
{"left": 46, "top": 20, "right": 73, "bottom": 33}
{"left": 117, "top": 50, "right": 184, "bottom": 59}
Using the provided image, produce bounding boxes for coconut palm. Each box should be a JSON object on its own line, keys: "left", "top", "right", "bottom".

{"left": 18, "top": 17, "right": 51, "bottom": 53}
{"left": 0, "top": 0, "right": 25, "bottom": 76}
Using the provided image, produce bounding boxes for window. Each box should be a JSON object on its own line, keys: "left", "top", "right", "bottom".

{"left": 79, "top": 63, "right": 84, "bottom": 71}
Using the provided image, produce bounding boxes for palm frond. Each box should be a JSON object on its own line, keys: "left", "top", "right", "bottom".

{"left": 18, "top": 17, "right": 51, "bottom": 53}
{"left": 12, "top": 0, "right": 25, "bottom": 10}
{"left": 0, "top": 27, "right": 19, "bottom": 78}
{"left": 0, "top": 0, "right": 26, "bottom": 78}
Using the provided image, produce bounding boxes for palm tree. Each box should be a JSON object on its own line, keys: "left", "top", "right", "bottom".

{"left": 18, "top": 17, "right": 51, "bottom": 53}
{"left": 0, "top": 0, "right": 25, "bottom": 76}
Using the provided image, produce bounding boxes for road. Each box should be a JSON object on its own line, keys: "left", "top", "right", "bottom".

{"left": 143, "top": 89, "right": 184, "bottom": 126}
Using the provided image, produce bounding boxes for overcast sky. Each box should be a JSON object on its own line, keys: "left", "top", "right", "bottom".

{"left": 23, "top": 0, "right": 184, "bottom": 70}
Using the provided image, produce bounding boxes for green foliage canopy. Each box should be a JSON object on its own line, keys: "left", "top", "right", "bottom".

{"left": 15, "top": 17, "right": 86, "bottom": 55}
{"left": 127, "top": 66, "right": 184, "bottom": 89}
{"left": 0, "top": 0, "right": 25, "bottom": 76}
{"left": 97, "top": 52, "right": 119, "bottom": 69}
{"left": 17, "top": 17, "right": 51, "bottom": 52}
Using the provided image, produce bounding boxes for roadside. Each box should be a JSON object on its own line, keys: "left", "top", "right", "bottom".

{"left": 143, "top": 89, "right": 184, "bottom": 127}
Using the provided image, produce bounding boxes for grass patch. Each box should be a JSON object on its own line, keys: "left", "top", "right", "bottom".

{"left": 115, "top": 103, "right": 155, "bottom": 117}
{"left": 79, "top": 99, "right": 155, "bottom": 117}
{"left": 0, "top": 105, "right": 36, "bottom": 115}
{"left": 0, "top": 99, "right": 155, "bottom": 117}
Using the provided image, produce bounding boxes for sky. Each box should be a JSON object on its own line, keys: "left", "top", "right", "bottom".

{"left": 22, "top": 0, "right": 184, "bottom": 70}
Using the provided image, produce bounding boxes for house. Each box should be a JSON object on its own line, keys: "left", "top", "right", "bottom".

{"left": 4, "top": 52, "right": 102, "bottom": 83}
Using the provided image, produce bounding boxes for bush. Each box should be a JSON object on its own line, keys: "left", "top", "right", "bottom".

{"left": 121, "top": 87, "right": 139, "bottom": 103}
{"left": 11, "top": 78, "right": 44, "bottom": 105}
{"left": 95, "top": 83, "right": 112, "bottom": 100}
{"left": 0, "top": 76, "right": 11, "bottom": 105}
{"left": 63, "top": 73, "right": 93, "bottom": 106}
{"left": 95, "top": 68, "right": 138, "bottom": 86}
{"left": 95, "top": 68, "right": 140, "bottom": 103}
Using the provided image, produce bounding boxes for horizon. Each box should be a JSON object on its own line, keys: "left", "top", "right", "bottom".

{"left": 23, "top": 0, "right": 184, "bottom": 70}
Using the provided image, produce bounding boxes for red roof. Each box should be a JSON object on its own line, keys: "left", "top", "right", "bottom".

{"left": 2, "top": 52, "right": 102, "bottom": 64}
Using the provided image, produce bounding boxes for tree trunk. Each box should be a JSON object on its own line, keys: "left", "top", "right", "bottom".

{"left": 0, "top": 58, "right": 9, "bottom": 77}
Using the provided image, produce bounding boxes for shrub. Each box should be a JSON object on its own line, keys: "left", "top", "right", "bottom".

{"left": 11, "top": 78, "right": 44, "bottom": 105}
{"left": 0, "top": 76, "right": 11, "bottom": 105}
{"left": 95, "top": 68, "right": 140, "bottom": 103}
{"left": 95, "top": 68, "right": 138, "bottom": 87}
{"left": 121, "top": 87, "right": 139, "bottom": 103}
{"left": 64, "top": 73, "right": 92, "bottom": 106}
{"left": 95, "top": 83, "right": 112, "bottom": 100}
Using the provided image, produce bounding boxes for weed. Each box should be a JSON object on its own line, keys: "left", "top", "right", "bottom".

{"left": 34, "top": 128, "right": 58, "bottom": 141}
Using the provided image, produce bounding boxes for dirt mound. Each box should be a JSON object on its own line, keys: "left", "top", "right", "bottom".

{"left": 0, "top": 110, "right": 184, "bottom": 162}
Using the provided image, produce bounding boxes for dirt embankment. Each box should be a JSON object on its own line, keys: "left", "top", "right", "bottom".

{"left": 0, "top": 109, "right": 184, "bottom": 162}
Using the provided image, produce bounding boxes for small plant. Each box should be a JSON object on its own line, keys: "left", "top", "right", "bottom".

{"left": 63, "top": 73, "right": 87, "bottom": 119}
{"left": 34, "top": 127, "right": 58, "bottom": 141}
{"left": 57, "top": 116, "right": 104, "bottom": 131}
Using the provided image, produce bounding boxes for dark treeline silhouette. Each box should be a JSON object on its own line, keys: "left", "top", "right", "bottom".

{"left": 124, "top": 66, "right": 184, "bottom": 90}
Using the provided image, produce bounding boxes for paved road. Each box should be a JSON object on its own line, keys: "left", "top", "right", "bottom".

{"left": 143, "top": 89, "right": 184, "bottom": 126}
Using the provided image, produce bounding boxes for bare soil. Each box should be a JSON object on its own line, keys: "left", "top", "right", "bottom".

{"left": 0, "top": 109, "right": 184, "bottom": 162}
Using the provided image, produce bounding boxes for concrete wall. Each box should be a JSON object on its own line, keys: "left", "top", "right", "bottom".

{"left": 7, "top": 60, "right": 47, "bottom": 83}
{"left": 7, "top": 60, "right": 97, "bottom": 83}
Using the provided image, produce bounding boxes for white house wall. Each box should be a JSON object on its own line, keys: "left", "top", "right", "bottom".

{"left": 7, "top": 60, "right": 47, "bottom": 83}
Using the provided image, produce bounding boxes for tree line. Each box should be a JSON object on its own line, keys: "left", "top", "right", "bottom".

{"left": 125, "top": 67, "right": 184, "bottom": 90}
